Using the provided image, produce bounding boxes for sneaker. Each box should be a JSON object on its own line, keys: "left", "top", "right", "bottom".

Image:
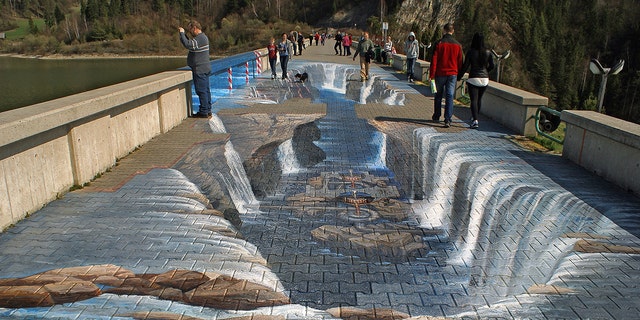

{"left": 470, "top": 120, "right": 479, "bottom": 129}
{"left": 432, "top": 115, "right": 440, "bottom": 123}
{"left": 271, "top": 75, "right": 276, "bottom": 80}
{"left": 443, "top": 121, "right": 451, "bottom": 128}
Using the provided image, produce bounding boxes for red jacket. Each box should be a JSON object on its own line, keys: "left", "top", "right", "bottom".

{"left": 429, "top": 34, "right": 463, "bottom": 79}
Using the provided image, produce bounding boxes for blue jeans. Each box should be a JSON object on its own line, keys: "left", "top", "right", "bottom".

{"left": 193, "top": 71, "right": 212, "bottom": 115}
{"left": 280, "top": 55, "right": 289, "bottom": 78}
{"left": 269, "top": 58, "right": 277, "bottom": 77}
{"left": 433, "top": 75, "right": 457, "bottom": 122}
{"left": 406, "top": 57, "right": 416, "bottom": 80}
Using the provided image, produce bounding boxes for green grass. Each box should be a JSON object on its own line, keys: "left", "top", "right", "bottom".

{"left": 4, "top": 18, "right": 46, "bottom": 40}
{"left": 532, "top": 122, "right": 565, "bottom": 154}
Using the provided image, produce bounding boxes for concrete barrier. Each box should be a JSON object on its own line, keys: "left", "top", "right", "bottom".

{"left": 391, "top": 54, "right": 431, "bottom": 82}
{"left": 391, "top": 53, "right": 406, "bottom": 72}
{"left": 562, "top": 110, "right": 640, "bottom": 196}
{"left": 482, "top": 81, "right": 549, "bottom": 136}
{"left": 0, "top": 70, "right": 192, "bottom": 230}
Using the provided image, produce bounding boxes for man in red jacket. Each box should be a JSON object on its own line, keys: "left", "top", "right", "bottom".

{"left": 429, "top": 23, "right": 463, "bottom": 128}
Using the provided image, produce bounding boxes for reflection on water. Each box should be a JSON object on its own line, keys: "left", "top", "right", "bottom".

{"left": 0, "top": 56, "right": 186, "bottom": 112}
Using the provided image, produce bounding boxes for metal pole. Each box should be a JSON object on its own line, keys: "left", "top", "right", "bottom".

{"left": 597, "top": 74, "right": 608, "bottom": 113}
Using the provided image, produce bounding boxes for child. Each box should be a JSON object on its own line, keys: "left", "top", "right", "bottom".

{"left": 267, "top": 37, "right": 278, "bottom": 79}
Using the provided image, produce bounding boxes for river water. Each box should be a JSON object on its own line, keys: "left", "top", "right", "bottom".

{"left": 0, "top": 56, "right": 186, "bottom": 112}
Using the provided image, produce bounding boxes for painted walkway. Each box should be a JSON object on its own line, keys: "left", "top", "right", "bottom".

{"left": 1, "top": 42, "right": 640, "bottom": 320}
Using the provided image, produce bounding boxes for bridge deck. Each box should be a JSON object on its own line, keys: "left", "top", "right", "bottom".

{"left": 1, "top": 43, "right": 639, "bottom": 320}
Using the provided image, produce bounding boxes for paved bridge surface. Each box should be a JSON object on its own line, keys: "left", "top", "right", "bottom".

{"left": 1, "top": 43, "right": 640, "bottom": 320}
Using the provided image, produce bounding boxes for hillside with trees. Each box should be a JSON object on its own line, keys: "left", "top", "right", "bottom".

{"left": 0, "top": 0, "right": 638, "bottom": 124}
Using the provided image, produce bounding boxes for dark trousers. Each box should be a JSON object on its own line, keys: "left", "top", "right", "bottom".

{"left": 467, "top": 83, "right": 487, "bottom": 121}
{"left": 334, "top": 41, "right": 342, "bottom": 55}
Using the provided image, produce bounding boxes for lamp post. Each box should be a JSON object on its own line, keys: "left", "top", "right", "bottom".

{"left": 491, "top": 49, "right": 511, "bottom": 83}
{"left": 589, "top": 58, "right": 625, "bottom": 113}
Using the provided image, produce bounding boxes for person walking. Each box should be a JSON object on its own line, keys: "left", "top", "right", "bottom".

{"left": 267, "top": 37, "right": 278, "bottom": 80}
{"left": 297, "top": 33, "right": 305, "bottom": 55}
{"left": 291, "top": 30, "right": 298, "bottom": 55}
{"left": 334, "top": 31, "right": 343, "bottom": 55}
{"left": 178, "top": 20, "right": 212, "bottom": 118}
{"left": 429, "top": 23, "right": 463, "bottom": 128}
{"left": 342, "top": 33, "right": 352, "bottom": 56}
{"left": 278, "top": 32, "right": 293, "bottom": 80}
{"left": 353, "top": 32, "right": 374, "bottom": 81}
{"left": 458, "top": 32, "right": 494, "bottom": 129}
{"left": 404, "top": 32, "right": 419, "bottom": 82}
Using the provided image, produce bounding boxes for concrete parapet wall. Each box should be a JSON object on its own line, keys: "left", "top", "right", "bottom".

{"left": 391, "top": 54, "right": 430, "bottom": 82}
{"left": 391, "top": 53, "right": 406, "bottom": 72}
{"left": 0, "top": 70, "right": 192, "bottom": 230}
{"left": 483, "top": 82, "right": 548, "bottom": 136}
{"left": 562, "top": 110, "right": 640, "bottom": 196}
{"left": 414, "top": 60, "right": 430, "bottom": 82}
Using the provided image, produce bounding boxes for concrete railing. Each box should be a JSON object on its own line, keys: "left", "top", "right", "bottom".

{"left": 0, "top": 70, "right": 192, "bottom": 231}
{"left": 562, "top": 110, "right": 640, "bottom": 196}
{"left": 389, "top": 55, "right": 548, "bottom": 136}
{"left": 482, "top": 81, "right": 549, "bottom": 136}
{"left": 0, "top": 47, "right": 276, "bottom": 231}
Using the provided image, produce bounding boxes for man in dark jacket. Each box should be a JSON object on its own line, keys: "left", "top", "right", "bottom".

{"left": 179, "top": 20, "right": 212, "bottom": 118}
{"left": 429, "top": 23, "right": 463, "bottom": 127}
{"left": 334, "top": 32, "right": 343, "bottom": 55}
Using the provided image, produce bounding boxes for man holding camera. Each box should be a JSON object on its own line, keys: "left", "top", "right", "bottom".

{"left": 178, "top": 20, "right": 212, "bottom": 118}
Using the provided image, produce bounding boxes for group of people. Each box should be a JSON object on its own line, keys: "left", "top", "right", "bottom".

{"left": 179, "top": 20, "right": 494, "bottom": 130}
{"left": 427, "top": 23, "right": 494, "bottom": 129}
{"left": 267, "top": 33, "right": 295, "bottom": 80}
{"left": 333, "top": 32, "right": 354, "bottom": 56}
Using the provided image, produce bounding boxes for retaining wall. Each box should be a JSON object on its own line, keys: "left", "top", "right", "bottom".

{"left": 562, "top": 110, "right": 640, "bottom": 196}
{"left": 0, "top": 70, "right": 192, "bottom": 230}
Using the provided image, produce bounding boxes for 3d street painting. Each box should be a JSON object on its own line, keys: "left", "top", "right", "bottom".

{"left": 1, "top": 62, "right": 640, "bottom": 319}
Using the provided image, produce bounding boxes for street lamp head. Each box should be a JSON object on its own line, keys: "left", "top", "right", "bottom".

{"left": 589, "top": 58, "right": 605, "bottom": 75}
{"left": 491, "top": 49, "right": 511, "bottom": 60}
{"left": 611, "top": 59, "right": 625, "bottom": 75}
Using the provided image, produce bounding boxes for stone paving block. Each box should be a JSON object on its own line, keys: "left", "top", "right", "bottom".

{"left": 293, "top": 271, "right": 323, "bottom": 283}
{"left": 540, "top": 307, "right": 580, "bottom": 319}
{"left": 322, "top": 291, "right": 357, "bottom": 307}
{"left": 571, "top": 307, "right": 618, "bottom": 320}
{"left": 418, "top": 292, "right": 455, "bottom": 307}
{"left": 338, "top": 281, "right": 372, "bottom": 295}
{"left": 355, "top": 292, "right": 391, "bottom": 306}
{"left": 405, "top": 304, "right": 445, "bottom": 318}
{"left": 306, "top": 281, "right": 340, "bottom": 294}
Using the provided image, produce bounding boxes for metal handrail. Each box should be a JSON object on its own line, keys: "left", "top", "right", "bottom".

{"left": 534, "top": 106, "right": 564, "bottom": 144}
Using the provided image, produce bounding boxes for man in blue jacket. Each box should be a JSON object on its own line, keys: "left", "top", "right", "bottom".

{"left": 179, "top": 20, "right": 212, "bottom": 118}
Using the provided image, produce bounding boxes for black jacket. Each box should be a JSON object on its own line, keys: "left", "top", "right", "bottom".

{"left": 458, "top": 48, "right": 494, "bottom": 80}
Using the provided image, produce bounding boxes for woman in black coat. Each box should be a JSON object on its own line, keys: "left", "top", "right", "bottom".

{"left": 458, "top": 33, "right": 494, "bottom": 129}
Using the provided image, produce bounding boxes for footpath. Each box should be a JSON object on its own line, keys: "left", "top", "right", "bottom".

{"left": 0, "top": 40, "right": 639, "bottom": 320}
